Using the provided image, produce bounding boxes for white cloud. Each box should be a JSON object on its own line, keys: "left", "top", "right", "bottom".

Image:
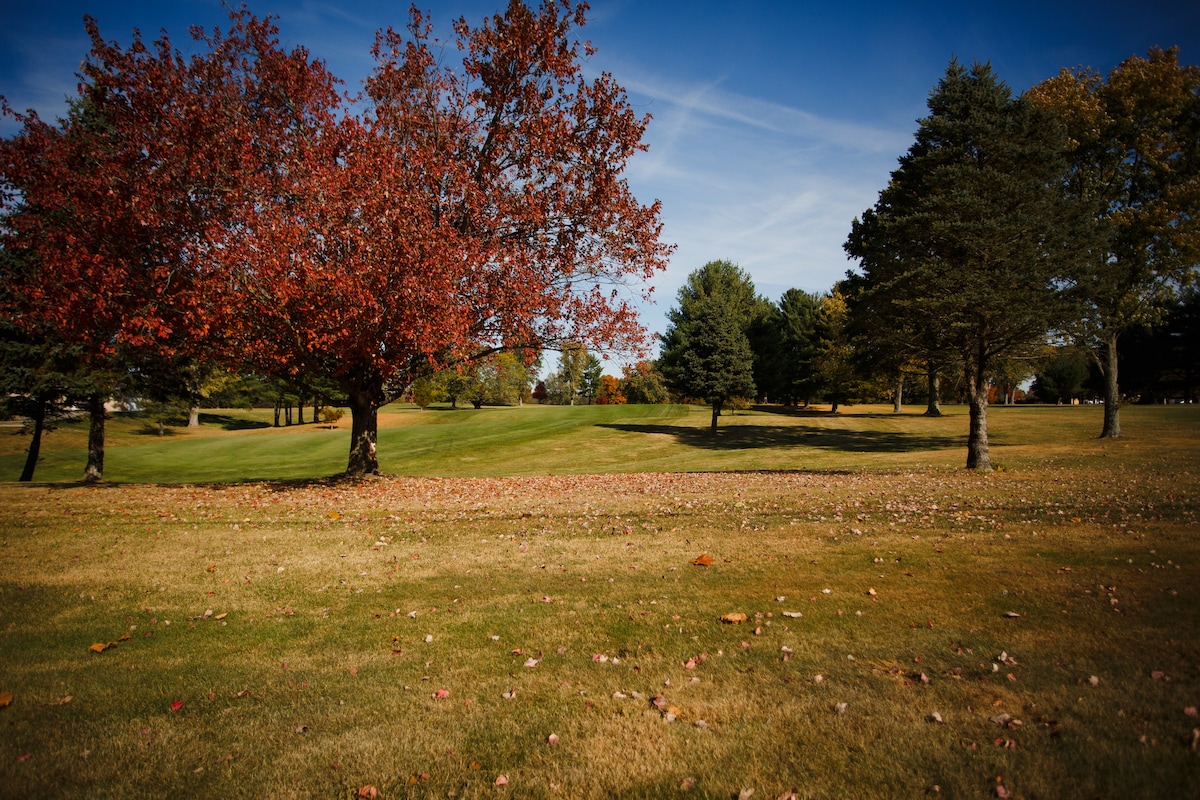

{"left": 606, "top": 66, "right": 910, "bottom": 356}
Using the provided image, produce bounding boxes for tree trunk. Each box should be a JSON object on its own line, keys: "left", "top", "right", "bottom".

{"left": 710, "top": 400, "right": 722, "bottom": 432}
{"left": 893, "top": 374, "right": 904, "bottom": 413}
{"left": 346, "top": 390, "right": 379, "bottom": 476}
{"left": 273, "top": 396, "right": 282, "bottom": 427}
{"left": 830, "top": 397, "right": 840, "bottom": 413}
{"left": 188, "top": 406, "right": 200, "bottom": 427}
{"left": 965, "top": 368, "right": 991, "bottom": 471}
{"left": 297, "top": 398, "right": 305, "bottom": 425}
{"left": 285, "top": 404, "right": 293, "bottom": 426}
{"left": 18, "top": 397, "right": 46, "bottom": 482}
{"left": 924, "top": 363, "right": 942, "bottom": 416}
{"left": 83, "top": 392, "right": 106, "bottom": 483}
{"left": 1099, "top": 332, "right": 1121, "bottom": 438}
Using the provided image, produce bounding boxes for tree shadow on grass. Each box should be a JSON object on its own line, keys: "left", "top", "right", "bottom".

{"left": 198, "top": 413, "right": 272, "bottom": 431}
{"left": 598, "top": 422, "right": 963, "bottom": 453}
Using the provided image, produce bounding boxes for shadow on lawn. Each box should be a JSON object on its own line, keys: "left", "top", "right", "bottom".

{"left": 598, "top": 421, "right": 962, "bottom": 453}
{"left": 198, "top": 413, "right": 272, "bottom": 431}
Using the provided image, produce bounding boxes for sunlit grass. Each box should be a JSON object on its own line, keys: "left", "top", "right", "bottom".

{"left": 0, "top": 405, "right": 1197, "bottom": 797}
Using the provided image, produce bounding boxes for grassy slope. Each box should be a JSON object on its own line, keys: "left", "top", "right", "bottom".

{"left": 4, "top": 401, "right": 1182, "bottom": 483}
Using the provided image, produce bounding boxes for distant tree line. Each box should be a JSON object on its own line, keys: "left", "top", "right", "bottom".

{"left": 660, "top": 52, "right": 1199, "bottom": 469}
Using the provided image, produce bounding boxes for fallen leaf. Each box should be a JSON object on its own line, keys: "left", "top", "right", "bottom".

{"left": 689, "top": 553, "right": 714, "bottom": 566}
{"left": 118, "top": 632, "right": 132, "bottom": 642}
{"left": 739, "top": 788, "right": 755, "bottom": 800}
{"left": 170, "top": 700, "right": 184, "bottom": 712}
{"left": 523, "top": 657, "right": 540, "bottom": 668}
{"left": 929, "top": 712, "right": 944, "bottom": 723}
{"left": 214, "top": 613, "right": 227, "bottom": 620}
{"left": 835, "top": 702, "right": 848, "bottom": 714}
{"left": 434, "top": 688, "right": 450, "bottom": 699}
{"left": 721, "top": 612, "right": 747, "bottom": 624}
{"left": 89, "top": 642, "right": 115, "bottom": 653}
{"left": 546, "top": 733, "right": 559, "bottom": 745}
{"left": 782, "top": 611, "right": 802, "bottom": 618}
{"left": 206, "top": 564, "right": 217, "bottom": 573}
{"left": 495, "top": 774, "right": 509, "bottom": 786}
{"left": 1002, "top": 612, "right": 1021, "bottom": 618}
{"left": 357, "top": 787, "right": 378, "bottom": 800}
{"left": 0, "top": 692, "right": 12, "bottom": 708}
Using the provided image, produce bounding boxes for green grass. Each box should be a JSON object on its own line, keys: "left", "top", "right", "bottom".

{"left": 5, "top": 401, "right": 1193, "bottom": 483}
{"left": 0, "top": 404, "right": 1198, "bottom": 798}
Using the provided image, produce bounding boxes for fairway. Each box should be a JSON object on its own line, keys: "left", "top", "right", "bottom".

{"left": 0, "top": 404, "right": 1198, "bottom": 798}
{"left": 3, "top": 402, "right": 1188, "bottom": 483}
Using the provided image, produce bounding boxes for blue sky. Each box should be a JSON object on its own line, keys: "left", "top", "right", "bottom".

{"left": 3, "top": 1, "right": 1197, "bottom": 366}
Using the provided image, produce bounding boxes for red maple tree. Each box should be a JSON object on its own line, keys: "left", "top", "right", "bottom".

{"left": 214, "top": 0, "right": 671, "bottom": 475}
{"left": 1, "top": 10, "right": 337, "bottom": 480}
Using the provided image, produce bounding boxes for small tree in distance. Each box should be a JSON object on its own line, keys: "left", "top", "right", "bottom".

{"left": 665, "top": 298, "right": 756, "bottom": 431}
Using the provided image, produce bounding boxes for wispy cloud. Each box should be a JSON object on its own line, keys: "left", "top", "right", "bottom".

{"left": 604, "top": 65, "right": 910, "bottom": 348}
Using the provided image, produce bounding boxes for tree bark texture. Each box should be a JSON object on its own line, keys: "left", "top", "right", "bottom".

{"left": 893, "top": 375, "right": 904, "bottom": 413}
{"left": 83, "top": 392, "right": 106, "bottom": 483}
{"left": 18, "top": 398, "right": 46, "bottom": 482}
{"left": 924, "top": 365, "right": 942, "bottom": 417}
{"left": 965, "top": 370, "right": 991, "bottom": 471}
{"left": 346, "top": 391, "right": 379, "bottom": 475}
{"left": 1100, "top": 333, "right": 1121, "bottom": 438}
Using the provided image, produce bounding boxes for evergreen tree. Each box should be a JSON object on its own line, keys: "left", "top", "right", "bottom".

{"left": 663, "top": 297, "right": 756, "bottom": 431}
{"left": 846, "top": 60, "right": 1088, "bottom": 470}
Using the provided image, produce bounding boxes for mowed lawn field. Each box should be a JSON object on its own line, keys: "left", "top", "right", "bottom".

{"left": 0, "top": 403, "right": 1198, "bottom": 798}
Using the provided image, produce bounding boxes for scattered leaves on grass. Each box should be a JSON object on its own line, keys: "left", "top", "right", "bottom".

{"left": 357, "top": 786, "right": 378, "bottom": 799}
{"left": 690, "top": 554, "right": 714, "bottom": 566}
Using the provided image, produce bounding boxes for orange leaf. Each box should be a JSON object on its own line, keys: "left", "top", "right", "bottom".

{"left": 0, "top": 691, "right": 12, "bottom": 708}
{"left": 689, "top": 554, "right": 714, "bottom": 566}
{"left": 720, "top": 612, "right": 747, "bottom": 624}
{"left": 89, "top": 642, "right": 114, "bottom": 653}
